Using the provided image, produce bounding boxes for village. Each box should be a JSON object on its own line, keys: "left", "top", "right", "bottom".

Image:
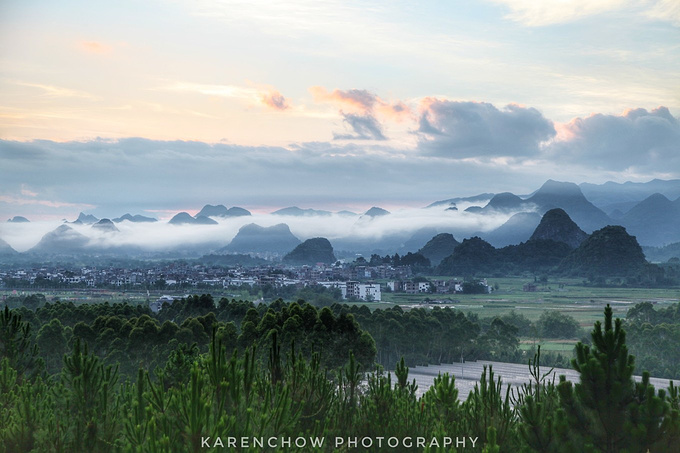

{"left": 0, "top": 260, "right": 493, "bottom": 309}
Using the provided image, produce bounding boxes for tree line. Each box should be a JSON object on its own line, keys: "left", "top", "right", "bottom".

{"left": 2, "top": 303, "right": 680, "bottom": 452}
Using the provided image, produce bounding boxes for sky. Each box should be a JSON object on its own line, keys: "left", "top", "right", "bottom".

{"left": 1, "top": 0, "right": 679, "bottom": 221}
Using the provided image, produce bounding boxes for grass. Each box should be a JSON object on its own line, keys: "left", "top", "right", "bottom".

{"left": 519, "top": 340, "right": 578, "bottom": 352}
{"left": 381, "top": 276, "right": 680, "bottom": 325}
{"left": 3, "top": 277, "right": 679, "bottom": 327}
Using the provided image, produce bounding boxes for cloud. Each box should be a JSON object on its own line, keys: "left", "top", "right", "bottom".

{"left": 164, "top": 82, "right": 259, "bottom": 100}
{"left": 646, "top": 0, "right": 680, "bottom": 26}
{"left": 163, "top": 81, "right": 292, "bottom": 112}
{"left": 549, "top": 106, "right": 680, "bottom": 171}
{"left": 310, "top": 86, "right": 412, "bottom": 140}
{"left": 0, "top": 137, "right": 552, "bottom": 220}
{"left": 489, "top": 0, "right": 680, "bottom": 26}
{"left": 15, "top": 82, "right": 98, "bottom": 99}
{"left": 78, "top": 40, "right": 112, "bottom": 54}
{"left": 260, "top": 90, "right": 290, "bottom": 111}
{"left": 310, "top": 86, "right": 412, "bottom": 118}
{"left": 310, "top": 86, "right": 377, "bottom": 113}
{"left": 20, "top": 185, "right": 38, "bottom": 197}
{"left": 333, "top": 113, "right": 386, "bottom": 140}
{"left": 1, "top": 104, "right": 678, "bottom": 222}
{"left": 417, "top": 99, "right": 556, "bottom": 158}
{"left": 0, "top": 194, "right": 95, "bottom": 209}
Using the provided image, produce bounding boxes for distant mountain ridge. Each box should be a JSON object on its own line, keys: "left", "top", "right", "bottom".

{"left": 196, "top": 204, "right": 251, "bottom": 218}
{"left": 29, "top": 225, "right": 90, "bottom": 254}
{"left": 91, "top": 219, "right": 119, "bottom": 233}
{"left": 272, "top": 207, "right": 331, "bottom": 216}
{"left": 580, "top": 179, "right": 680, "bottom": 210}
{"left": 427, "top": 193, "right": 495, "bottom": 208}
{"left": 7, "top": 216, "right": 30, "bottom": 223}
{"left": 72, "top": 212, "right": 99, "bottom": 225}
{"left": 618, "top": 194, "right": 680, "bottom": 246}
{"left": 481, "top": 212, "right": 541, "bottom": 247}
{"left": 169, "top": 212, "right": 218, "bottom": 225}
{"left": 0, "top": 238, "right": 18, "bottom": 255}
{"left": 112, "top": 213, "right": 157, "bottom": 223}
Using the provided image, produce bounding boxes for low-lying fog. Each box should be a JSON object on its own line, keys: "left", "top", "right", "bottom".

{"left": 1, "top": 200, "right": 531, "bottom": 253}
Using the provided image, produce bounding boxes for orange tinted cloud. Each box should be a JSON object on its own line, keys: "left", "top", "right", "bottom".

{"left": 311, "top": 86, "right": 411, "bottom": 119}
{"left": 310, "top": 86, "right": 376, "bottom": 113}
{"left": 260, "top": 90, "right": 290, "bottom": 111}
{"left": 377, "top": 100, "right": 411, "bottom": 122}
{"left": 78, "top": 41, "right": 112, "bottom": 54}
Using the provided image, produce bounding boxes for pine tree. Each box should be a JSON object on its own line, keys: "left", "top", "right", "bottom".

{"left": 556, "top": 304, "right": 678, "bottom": 452}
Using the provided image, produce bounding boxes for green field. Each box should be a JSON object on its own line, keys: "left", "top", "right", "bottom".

{"left": 381, "top": 277, "right": 680, "bottom": 327}
{"left": 3, "top": 277, "right": 679, "bottom": 329}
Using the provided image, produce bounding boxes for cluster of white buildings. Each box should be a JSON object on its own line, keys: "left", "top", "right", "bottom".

{"left": 318, "top": 281, "right": 382, "bottom": 302}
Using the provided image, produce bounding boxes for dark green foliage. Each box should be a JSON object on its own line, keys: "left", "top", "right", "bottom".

{"left": 437, "top": 236, "right": 497, "bottom": 276}
{"left": 515, "top": 347, "right": 561, "bottom": 453}
{"left": 537, "top": 311, "right": 581, "bottom": 339}
{"left": 499, "top": 239, "right": 572, "bottom": 272}
{"left": 346, "top": 304, "right": 486, "bottom": 368}
{"left": 2, "top": 300, "right": 680, "bottom": 452}
{"left": 626, "top": 301, "right": 680, "bottom": 379}
{"left": 282, "top": 237, "right": 336, "bottom": 265}
{"left": 0, "top": 306, "right": 42, "bottom": 382}
{"left": 463, "top": 366, "right": 518, "bottom": 451}
{"left": 418, "top": 233, "right": 460, "bottom": 266}
{"left": 529, "top": 208, "right": 588, "bottom": 249}
{"left": 559, "top": 225, "right": 647, "bottom": 277}
{"left": 555, "top": 304, "right": 677, "bottom": 452}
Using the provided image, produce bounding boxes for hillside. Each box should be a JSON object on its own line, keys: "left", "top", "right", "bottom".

{"left": 524, "top": 180, "right": 611, "bottom": 233}
{"left": 529, "top": 208, "right": 588, "bottom": 248}
{"left": 221, "top": 223, "right": 301, "bottom": 255}
{"left": 282, "top": 237, "right": 336, "bottom": 265}
{"left": 29, "top": 225, "right": 90, "bottom": 254}
{"left": 620, "top": 194, "right": 680, "bottom": 246}
{"left": 436, "top": 236, "right": 497, "bottom": 276}
{"left": 483, "top": 192, "right": 524, "bottom": 212}
{"left": 0, "top": 238, "right": 18, "bottom": 256}
{"left": 418, "top": 233, "right": 459, "bottom": 266}
{"left": 91, "top": 219, "right": 120, "bottom": 233}
{"left": 482, "top": 212, "right": 541, "bottom": 247}
{"left": 559, "top": 225, "right": 647, "bottom": 276}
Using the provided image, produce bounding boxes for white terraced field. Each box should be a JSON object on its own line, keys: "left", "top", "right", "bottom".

{"left": 389, "top": 361, "right": 679, "bottom": 401}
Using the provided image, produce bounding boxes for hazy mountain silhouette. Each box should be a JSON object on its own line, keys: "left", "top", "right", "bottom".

{"left": 418, "top": 233, "right": 460, "bottom": 266}
{"left": 112, "top": 213, "right": 157, "bottom": 223}
{"left": 482, "top": 212, "right": 542, "bottom": 247}
{"left": 619, "top": 194, "right": 680, "bottom": 246}
{"left": 272, "top": 207, "right": 331, "bottom": 216}
{"left": 221, "top": 223, "right": 301, "bottom": 255}
{"left": 7, "top": 216, "right": 29, "bottom": 223}
{"left": 91, "top": 219, "right": 119, "bottom": 233}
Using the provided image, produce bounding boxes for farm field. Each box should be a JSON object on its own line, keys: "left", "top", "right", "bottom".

{"left": 381, "top": 277, "right": 680, "bottom": 328}
{"left": 2, "top": 277, "right": 679, "bottom": 330}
